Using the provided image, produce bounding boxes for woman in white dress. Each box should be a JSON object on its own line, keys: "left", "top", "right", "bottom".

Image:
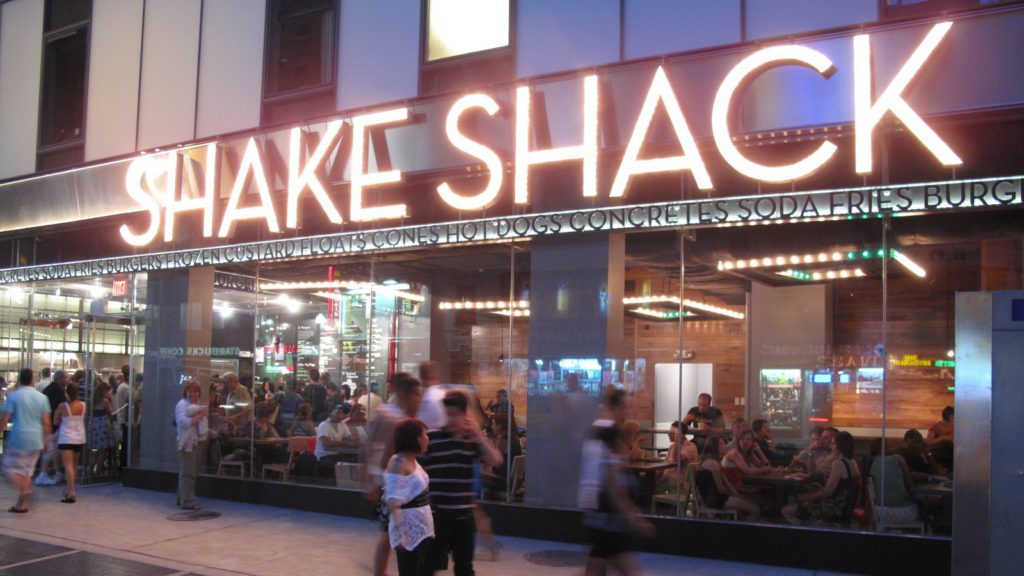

{"left": 384, "top": 418, "right": 434, "bottom": 576}
{"left": 53, "top": 382, "right": 86, "bottom": 503}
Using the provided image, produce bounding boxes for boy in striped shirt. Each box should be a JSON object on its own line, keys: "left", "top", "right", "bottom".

{"left": 419, "top": 390, "right": 502, "bottom": 575}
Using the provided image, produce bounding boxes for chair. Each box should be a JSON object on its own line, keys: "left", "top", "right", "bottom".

{"left": 692, "top": 467, "right": 738, "bottom": 520}
{"left": 509, "top": 455, "right": 525, "bottom": 497}
{"left": 218, "top": 459, "right": 245, "bottom": 478}
{"left": 262, "top": 436, "right": 313, "bottom": 482}
{"left": 868, "top": 477, "right": 926, "bottom": 534}
{"left": 650, "top": 462, "right": 696, "bottom": 516}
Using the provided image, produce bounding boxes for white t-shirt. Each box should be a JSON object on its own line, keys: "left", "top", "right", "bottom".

{"left": 315, "top": 419, "right": 352, "bottom": 459}
{"left": 35, "top": 377, "right": 52, "bottom": 392}
{"left": 417, "top": 385, "right": 448, "bottom": 431}
{"left": 115, "top": 383, "right": 131, "bottom": 424}
{"left": 358, "top": 393, "right": 383, "bottom": 420}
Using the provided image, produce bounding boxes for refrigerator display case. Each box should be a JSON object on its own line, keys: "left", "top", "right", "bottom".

{"left": 759, "top": 369, "right": 803, "bottom": 434}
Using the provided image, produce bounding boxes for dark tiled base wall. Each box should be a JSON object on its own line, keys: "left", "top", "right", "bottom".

{"left": 125, "top": 468, "right": 950, "bottom": 576}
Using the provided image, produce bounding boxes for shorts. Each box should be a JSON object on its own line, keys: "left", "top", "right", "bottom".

{"left": 588, "top": 527, "right": 634, "bottom": 559}
{"left": 58, "top": 444, "right": 84, "bottom": 453}
{"left": 2, "top": 449, "right": 41, "bottom": 478}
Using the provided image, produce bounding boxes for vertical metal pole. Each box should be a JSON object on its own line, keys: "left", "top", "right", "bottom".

{"left": 506, "top": 243, "right": 516, "bottom": 504}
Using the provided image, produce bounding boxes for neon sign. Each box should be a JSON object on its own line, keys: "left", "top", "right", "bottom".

{"left": 120, "top": 23, "right": 962, "bottom": 247}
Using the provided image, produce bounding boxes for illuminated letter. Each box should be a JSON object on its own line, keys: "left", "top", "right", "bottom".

{"left": 610, "top": 66, "right": 712, "bottom": 197}
{"left": 713, "top": 46, "right": 837, "bottom": 182}
{"left": 119, "top": 155, "right": 165, "bottom": 246}
{"left": 350, "top": 108, "right": 409, "bottom": 222}
{"left": 514, "top": 74, "right": 598, "bottom": 204}
{"left": 163, "top": 144, "right": 216, "bottom": 241}
{"left": 287, "top": 120, "right": 344, "bottom": 228}
{"left": 854, "top": 22, "right": 961, "bottom": 174}
{"left": 437, "top": 94, "right": 504, "bottom": 211}
{"left": 217, "top": 137, "right": 280, "bottom": 238}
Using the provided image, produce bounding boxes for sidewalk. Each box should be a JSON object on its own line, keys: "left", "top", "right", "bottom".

{"left": 0, "top": 481, "right": 859, "bottom": 575}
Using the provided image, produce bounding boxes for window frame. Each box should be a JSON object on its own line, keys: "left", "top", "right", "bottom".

{"left": 36, "top": 0, "right": 92, "bottom": 171}
{"left": 261, "top": 0, "right": 339, "bottom": 104}
{"left": 419, "top": 0, "right": 516, "bottom": 96}
{"left": 420, "top": 0, "right": 515, "bottom": 66}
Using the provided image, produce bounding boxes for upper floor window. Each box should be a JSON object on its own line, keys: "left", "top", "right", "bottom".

{"left": 37, "top": 0, "right": 91, "bottom": 172}
{"left": 884, "top": 0, "right": 1021, "bottom": 19}
{"left": 421, "top": 0, "right": 514, "bottom": 95}
{"left": 426, "top": 0, "right": 510, "bottom": 62}
{"left": 262, "top": 0, "right": 337, "bottom": 126}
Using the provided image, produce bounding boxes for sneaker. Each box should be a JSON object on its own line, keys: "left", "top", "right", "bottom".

{"left": 33, "top": 473, "right": 54, "bottom": 486}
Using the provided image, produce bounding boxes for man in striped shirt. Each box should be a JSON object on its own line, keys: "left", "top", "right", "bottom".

{"left": 419, "top": 390, "right": 502, "bottom": 575}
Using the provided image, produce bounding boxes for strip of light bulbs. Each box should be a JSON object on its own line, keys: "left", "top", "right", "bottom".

{"left": 622, "top": 296, "right": 745, "bottom": 320}
{"left": 438, "top": 300, "right": 530, "bottom": 310}
{"left": 492, "top": 309, "right": 530, "bottom": 317}
{"left": 718, "top": 248, "right": 925, "bottom": 278}
{"left": 629, "top": 307, "right": 691, "bottom": 320}
{"left": 891, "top": 250, "right": 926, "bottom": 278}
{"left": 777, "top": 268, "right": 866, "bottom": 281}
{"left": 718, "top": 252, "right": 844, "bottom": 270}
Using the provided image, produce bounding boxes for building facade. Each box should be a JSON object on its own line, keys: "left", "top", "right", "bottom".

{"left": 1, "top": 1, "right": 1023, "bottom": 573}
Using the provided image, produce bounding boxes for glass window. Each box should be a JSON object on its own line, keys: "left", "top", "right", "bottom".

{"left": 262, "top": 0, "right": 337, "bottom": 126}
{"left": 45, "top": 0, "right": 91, "bottom": 32}
{"left": 37, "top": 0, "right": 91, "bottom": 170}
{"left": 426, "top": 0, "right": 510, "bottom": 62}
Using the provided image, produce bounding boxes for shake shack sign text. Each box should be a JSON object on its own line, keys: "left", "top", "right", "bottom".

{"left": 119, "top": 24, "right": 966, "bottom": 248}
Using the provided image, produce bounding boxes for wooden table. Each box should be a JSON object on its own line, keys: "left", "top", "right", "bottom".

{"left": 624, "top": 459, "right": 675, "bottom": 507}
{"left": 743, "top": 470, "right": 812, "bottom": 513}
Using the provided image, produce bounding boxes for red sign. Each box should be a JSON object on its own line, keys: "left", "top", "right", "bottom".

{"left": 112, "top": 278, "right": 129, "bottom": 297}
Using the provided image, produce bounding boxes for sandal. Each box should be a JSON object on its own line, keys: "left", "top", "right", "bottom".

{"left": 61, "top": 495, "right": 76, "bottom": 504}
{"left": 8, "top": 506, "right": 28, "bottom": 513}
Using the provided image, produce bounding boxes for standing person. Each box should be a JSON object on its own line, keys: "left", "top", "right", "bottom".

{"left": 35, "top": 367, "right": 52, "bottom": 392}
{"left": 304, "top": 368, "right": 328, "bottom": 422}
{"left": 223, "top": 372, "right": 252, "bottom": 427}
{"left": 38, "top": 369, "right": 69, "bottom": 485}
{"left": 175, "top": 380, "right": 208, "bottom": 511}
{"left": 89, "top": 380, "right": 115, "bottom": 475}
{"left": 384, "top": 418, "right": 434, "bottom": 576}
{"left": 417, "top": 361, "right": 447, "bottom": 432}
{"left": 53, "top": 382, "right": 86, "bottom": 503}
{"left": 0, "top": 368, "right": 52, "bottom": 513}
{"left": 419, "top": 390, "right": 502, "bottom": 575}
{"left": 366, "top": 373, "right": 424, "bottom": 576}
{"left": 115, "top": 371, "right": 131, "bottom": 470}
{"left": 578, "top": 389, "right": 654, "bottom": 576}
{"left": 359, "top": 382, "right": 385, "bottom": 421}
{"left": 683, "top": 393, "right": 726, "bottom": 430}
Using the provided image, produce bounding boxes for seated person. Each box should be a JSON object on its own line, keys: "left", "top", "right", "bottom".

{"left": 683, "top": 393, "right": 726, "bottom": 430}
{"left": 926, "top": 406, "right": 954, "bottom": 447}
{"left": 751, "top": 419, "right": 781, "bottom": 465}
{"left": 241, "top": 402, "right": 280, "bottom": 440}
{"left": 620, "top": 421, "right": 646, "bottom": 461}
{"left": 696, "top": 436, "right": 760, "bottom": 519}
{"left": 342, "top": 402, "right": 369, "bottom": 445}
{"left": 900, "top": 429, "right": 943, "bottom": 480}
{"left": 485, "top": 413, "right": 522, "bottom": 495}
{"left": 657, "top": 421, "right": 698, "bottom": 492}
{"left": 723, "top": 429, "right": 771, "bottom": 495}
{"left": 787, "top": 426, "right": 826, "bottom": 473}
{"left": 868, "top": 438, "right": 919, "bottom": 525}
{"left": 315, "top": 404, "right": 355, "bottom": 468}
{"left": 728, "top": 418, "right": 769, "bottom": 468}
{"left": 926, "top": 406, "right": 955, "bottom": 472}
{"left": 782, "top": 431, "right": 860, "bottom": 525}
{"left": 288, "top": 403, "right": 316, "bottom": 437}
